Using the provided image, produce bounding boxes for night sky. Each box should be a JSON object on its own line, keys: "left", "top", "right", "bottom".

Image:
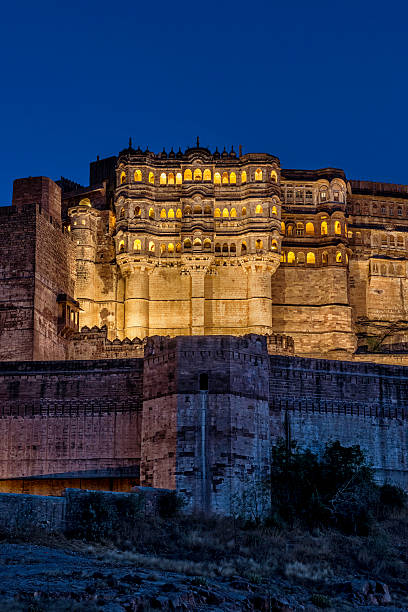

{"left": 0, "top": 0, "right": 407, "bottom": 204}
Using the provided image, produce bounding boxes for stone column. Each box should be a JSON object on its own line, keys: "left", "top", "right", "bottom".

{"left": 181, "top": 256, "right": 213, "bottom": 336}
{"left": 242, "top": 258, "right": 278, "bottom": 335}
{"left": 119, "top": 259, "right": 155, "bottom": 339}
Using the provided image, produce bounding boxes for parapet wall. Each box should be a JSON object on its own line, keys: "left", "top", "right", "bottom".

{"left": 68, "top": 325, "right": 145, "bottom": 360}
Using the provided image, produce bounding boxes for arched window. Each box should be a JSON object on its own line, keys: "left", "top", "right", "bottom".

{"left": 271, "top": 239, "right": 278, "bottom": 251}
{"left": 230, "top": 208, "right": 237, "bottom": 218}
{"left": 176, "top": 208, "right": 182, "bottom": 218}
{"left": 255, "top": 204, "right": 263, "bottom": 214}
{"left": 389, "top": 235, "right": 395, "bottom": 247}
{"left": 134, "top": 206, "right": 141, "bottom": 217}
{"left": 168, "top": 208, "right": 175, "bottom": 219}
{"left": 184, "top": 169, "right": 192, "bottom": 181}
{"left": 176, "top": 243, "right": 182, "bottom": 253}
{"left": 321, "top": 221, "right": 328, "bottom": 235}
{"left": 241, "top": 171, "right": 247, "bottom": 184}
{"left": 160, "top": 244, "right": 166, "bottom": 254}
{"left": 214, "top": 208, "right": 221, "bottom": 217}
{"left": 255, "top": 168, "right": 263, "bottom": 181}
{"left": 287, "top": 251, "right": 295, "bottom": 264}
{"left": 222, "top": 172, "right": 229, "bottom": 184}
{"left": 381, "top": 233, "right": 388, "bottom": 246}
{"left": 203, "top": 169, "right": 211, "bottom": 181}
{"left": 149, "top": 241, "right": 155, "bottom": 252}
{"left": 194, "top": 168, "right": 202, "bottom": 181}
{"left": 230, "top": 243, "right": 236, "bottom": 254}
{"left": 297, "top": 252, "right": 305, "bottom": 264}
{"left": 193, "top": 205, "right": 202, "bottom": 214}
{"left": 203, "top": 239, "right": 211, "bottom": 250}
{"left": 214, "top": 172, "right": 221, "bottom": 185}
{"left": 184, "top": 205, "right": 192, "bottom": 215}
{"left": 242, "top": 206, "right": 247, "bottom": 216}
{"left": 148, "top": 172, "right": 155, "bottom": 184}
{"left": 193, "top": 238, "right": 202, "bottom": 247}
{"left": 336, "top": 251, "right": 342, "bottom": 263}
{"left": 168, "top": 172, "right": 175, "bottom": 185}
{"left": 296, "top": 222, "right": 304, "bottom": 236}
{"left": 168, "top": 243, "right": 174, "bottom": 253}
{"left": 280, "top": 253, "right": 286, "bottom": 262}
{"left": 287, "top": 225, "right": 293, "bottom": 236}
{"left": 389, "top": 263, "right": 394, "bottom": 275}
{"left": 334, "top": 220, "right": 341, "bottom": 235}
{"left": 320, "top": 189, "right": 328, "bottom": 202}
{"left": 305, "top": 222, "right": 314, "bottom": 235}
{"left": 79, "top": 198, "right": 91, "bottom": 206}
{"left": 149, "top": 207, "right": 155, "bottom": 219}
{"left": 222, "top": 243, "right": 229, "bottom": 253}
{"left": 397, "top": 235, "right": 404, "bottom": 247}
{"left": 397, "top": 264, "right": 403, "bottom": 275}
{"left": 271, "top": 170, "right": 278, "bottom": 183}
{"left": 134, "top": 169, "right": 142, "bottom": 182}
{"left": 184, "top": 238, "right": 192, "bottom": 250}
{"left": 222, "top": 207, "right": 229, "bottom": 218}
{"left": 118, "top": 240, "right": 125, "bottom": 253}
{"left": 176, "top": 173, "right": 182, "bottom": 185}
{"left": 160, "top": 208, "right": 167, "bottom": 219}
{"left": 120, "top": 171, "right": 126, "bottom": 184}
{"left": 241, "top": 241, "right": 247, "bottom": 254}
{"left": 307, "top": 252, "right": 315, "bottom": 264}
{"left": 215, "top": 243, "right": 221, "bottom": 253}
{"left": 120, "top": 208, "right": 125, "bottom": 219}
{"left": 134, "top": 239, "right": 141, "bottom": 251}
{"left": 230, "top": 172, "right": 237, "bottom": 184}
{"left": 160, "top": 173, "right": 167, "bottom": 185}
{"left": 271, "top": 205, "right": 277, "bottom": 215}
{"left": 306, "top": 190, "right": 313, "bottom": 201}
{"left": 255, "top": 239, "right": 263, "bottom": 250}
{"left": 281, "top": 221, "right": 285, "bottom": 233}
{"left": 322, "top": 251, "right": 328, "bottom": 265}
{"left": 204, "top": 205, "right": 212, "bottom": 215}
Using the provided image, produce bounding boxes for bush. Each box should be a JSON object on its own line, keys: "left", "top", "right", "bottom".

{"left": 379, "top": 483, "right": 407, "bottom": 510}
{"left": 158, "top": 491, "right": 185, "bottom": 518}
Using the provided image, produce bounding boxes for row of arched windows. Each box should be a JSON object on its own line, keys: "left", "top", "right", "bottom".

{"left": 281, "top": 219, "right": 344, "bottom": 236}
{"left": 117, "top": 237, "right": 277, "bottom": 255}
{"left": 118, "top": 204, "right": 278, "bottom": 220}
{"left": 283, "top": 186, "right": 345, "bottom": 204}
{"left": 281, "top": 250, "right": 346, "bottom": 265}
{"left": 353, "top": 203, "right": 405, "bottom": 218}
{"left": 119, "top": 168, "right": 278, "bottom": 185}
{"left": 371, "top": 262, "right": 404, "bottom": 276}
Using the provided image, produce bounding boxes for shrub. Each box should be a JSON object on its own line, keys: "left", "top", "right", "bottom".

{"left": 379, "top": 483, "right": 407, "bottom": 510}
{"left": 158, "top": 491, "right": 185, "bottom": 518}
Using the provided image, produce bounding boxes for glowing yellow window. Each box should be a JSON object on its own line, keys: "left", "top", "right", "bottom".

{"left": 306, "top": 222, "right": 314, "bottom": 235}
{"left": 241, "top": 171, "right": 247, "bottom": 184}
{"left": 203, "top": 169, "right": 211, "bottom": 181}
{"left": 230, "top": 172, "right": 237, "bottom": 184}
{"left": 255, "top": 204, "right": 263, "bottom": 214}
{"left": 176, "top": 172, "right": 182, "bottom": 184}
{"left": 287, "top": 251, "right": 295, "bottom": 264}
{"left": 222, "top": 208, "right": 229, "bottom": 218}
{"left": 160, "top": 173, "right": 167, "bottom": 185}
{"left": 184, "top": 169, "right": 192, "bottom": 181}
{"left": 242, "top": 207, "right": 247, "bottom": 216}
{"left": 307, "top": 252, "right": 315, "bottom": 264}
{"left": 255, "top": 168, "right": 262, "bottom": 181}
{"left": 281, "top": 221, "right": 285, "bottom": 233}
{"left": 149, "top": 207, "right": 155, "bottom": 219}
{"left": 79, "top": 198, "right": 91, "bottom": 206}
{"left": 271, "top": 239, "right": 278, "bottom": 251}
{"left": 176, "top": 208, "right": 182, "bottom": 218}
{"left": 321, "top": 221, "right": 328, "bottom": 235}
{"left": 334, "top": 220, "right": 341, "bottom": 235}
{"left": 120, "top": 208, "right": 125, "bottom": 218}
{"left": 336, "top": 251, "right": 342, "bottom": 263}
{"left": 160, "top": 208, "right": 167, "bottom": 219}
{"left": 149, "top": 241, "right": 155, "bottom": 252}
{"left": 134, "top": 239, "right": 141, "bottom": 250}
{"left": 222, "top": 172, "right": 229, "bottom": 184}
{"left": 214, "top": 172, "right": 221, "bottom": 185}
{"left": 271, "top": 170, "right": 278, "bottom": 183}
{"left": 176, "top": 243, "right": 181, "bottom": 253}
{"left": 193, "top": 238, "right": 202, "bottom": 247}
{"left": 271, "top": 206, "right": 277, "bottom": 215}
{"left": 194, "top": 168, "right": 202, "bottom": 181}
{"left": 160, "top": 244, "right": 166, "bottom": 253}
{"left": 120, "top": 171, "right": 126, "bottom": 184}
{"left": 168, "top": 243, "right": 174, "bottom": 253}
{"left": 149, "top": 172, "right": 154, "bottom": 184}
{"left": 256, "top": 239, "right": 263, "bottom": 250}
{"left": 214, "top": 208, "right": 221, "bottom": 218}
{"left": 184, "top": 239, "right": 192, "bottom": 249}
{"left": 134, "top": 206, "right": 141, "bottom": 217}
{"left": 280, "top": 253, "right": 286, "bottom": 262}
{"left": 230, "top": 208, "right": 237, "bottom": 218}
{"left": 118, "top": 240, "right": 125, "bottom": 253}
{"left": 168, "top": 208, "right": 175, "bottom": 219}
{"left": 168, "top": 173, "right": 175, "bottom": 185}
{"left": 134, "top": 169, "right": 142, "bottom": 182}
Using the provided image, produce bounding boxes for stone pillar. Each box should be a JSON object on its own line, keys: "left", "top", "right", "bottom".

{"left": 181, "top": 256, "right": 213, "bottom": 336}
{"left": 120, "top": 260, "right": 154, "bottom": 339}
{"left": 242, "top": 260, "right": 276, "bottom": 335}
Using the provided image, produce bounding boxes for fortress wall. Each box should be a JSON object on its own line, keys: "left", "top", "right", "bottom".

{"left": 272, "top": 265, "right": 355, "bottom": 355}
{"left": 148, "top": 268, "right": 191, "bottom": 335}
{"left": 204, "top": 265, "right": 249, "bottom": 334}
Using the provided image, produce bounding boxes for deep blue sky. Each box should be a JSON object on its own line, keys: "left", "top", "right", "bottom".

{"left": 0, "top": 0, "right": 407, "bottom": 204}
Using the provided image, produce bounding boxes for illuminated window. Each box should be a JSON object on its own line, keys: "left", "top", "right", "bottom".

{"left": 271, "top": 170, "right": 278, "bottom": 183}
{"left": 160, "top": 208, "right": 167, "bottom": 219}
{"left": 168, "top": 208, "right": 175, "bottom": 219}
{"left": 296, "top": 222, "right": 304, "bottom": 236}
{"left": 168, "top": 243, "right": 174, "bottom": 253}
{"left": 255, "top": 204, "right": 263, "bottom": 214}
{"left": 334, "top": 220, "right": 341, "bottom": 235}
{"left": 305, "top": 222, "right": 314, "bottom": 235}
{"left": 222, "top": 172, "right": 229, "bottom": 184}
{"left": 134, "top": 206, "right": 141, "bottom": 217}
{"left": 241, "top": 171, "right": 247, "bottom": 184}
{"left": 160, "top": 173, "right": 167, "bottom": 185}
{"left": 255, "top": 239, "right": 263, "bottom": 250}
{"left": 193, "top": 238, "right": 202, "bottom": 247}
{"left": 320, "top": 189, "right": 327, "bottom": 202}
{"left": 176, "top": 172, "right": 182, "bottom": 185}
{"left": 184, "top": 238, "right": 192, "bottom": 250}
{"left": 287, "top": 251, "right": 295, "bottom": 263}
{"left": 287, "top": 225, "right": 293, "bottom": 236}
{"left": 271, "top": 239, "right": 278, "bottom": 251}
{"left": 176, "top": 243, "right": 181, "bottom": 253}
{"left": 149, "top": 172, "right": 154, "bottom": 184}
{"left": 149, "top": 207, "right": 155, "bottom": 219}
{"left": 160, "top": 244, "right": 166, "bottom": 253}
{"left": 134, "top": 239, "right": 141, "bottom": 250}
{"left": 79, "top": 198, "right": 91, "bottom": 206}
{"left": 322, "top": 251, "right": 328, "bottom": 265}
{"left": 307, "top": 252, "right": 315, "bottom": 264}
{"left": 230, "top": 172, "right": 237, "bottom": 184}
{"left": 184, "top": 169, "right": 192, "bottom": 181}
{"left": 241, "top": 241, "right": 247, "bottom": 254}
{"left": 149, "top": 241, "right": 155, "bottom": 252}
{"left": 280, "top": 253, "right": 286, "bottom": 262}
{"left": 321, "top": 221, "right": 328, "bottom": 235}
{"left": 120, "top": 208, "right": 125, "bottom": 219}
{"left": 194, "top": 168, "right": 202, "bottom": 181}
{"left": 214, "top": 208, "right": 221, "bottom": 217}
{"left": 297, "top": 252, "right": 305, "bottom": 264}
{"left": 271, "top": 205, "right": 277, "bottom": 215}
{"left": 168, "top": 172, "right": 175, "bottom": 185}
{"left": 120, "top": 171, "right": 126, "bottom": 184}
{"left": 281, "top": 221, "right": 285, "bottom": 233}
{"left": 134, "top": 169, "right": 142, "bottom": 182}
{"left": 255, "top": 168, "right": 262, "bottom": 181}
{"left": 176, "top": 208, "right": 182, "bottom": 218}
{"left": 203, "top": 239, "right": 211, "bottom": 250}
{"left": 242, "top": 207, "right": 247, "bottom": 216}
{"left": 333, "top": 190, "right": 340, "bottom": 202}
{"left": 214, "top": 172, "right": 221, "bottom": 185}
{"left": 222, "top": 208, "right": 229, "bottom": 218}
{"left": 203, "top": 169, "right": 211, "bottom": 181}
{"left": 118, "top": 240, "right": 125, "bottom": 253}
{"left": 230, "top": 208, "right": 237, "bottom": 218}
{"left": 336, "top": 251, "right": 342, "bottom": 263}
{"left": 81, "top": 219, "right": 86, "bottom": 225}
